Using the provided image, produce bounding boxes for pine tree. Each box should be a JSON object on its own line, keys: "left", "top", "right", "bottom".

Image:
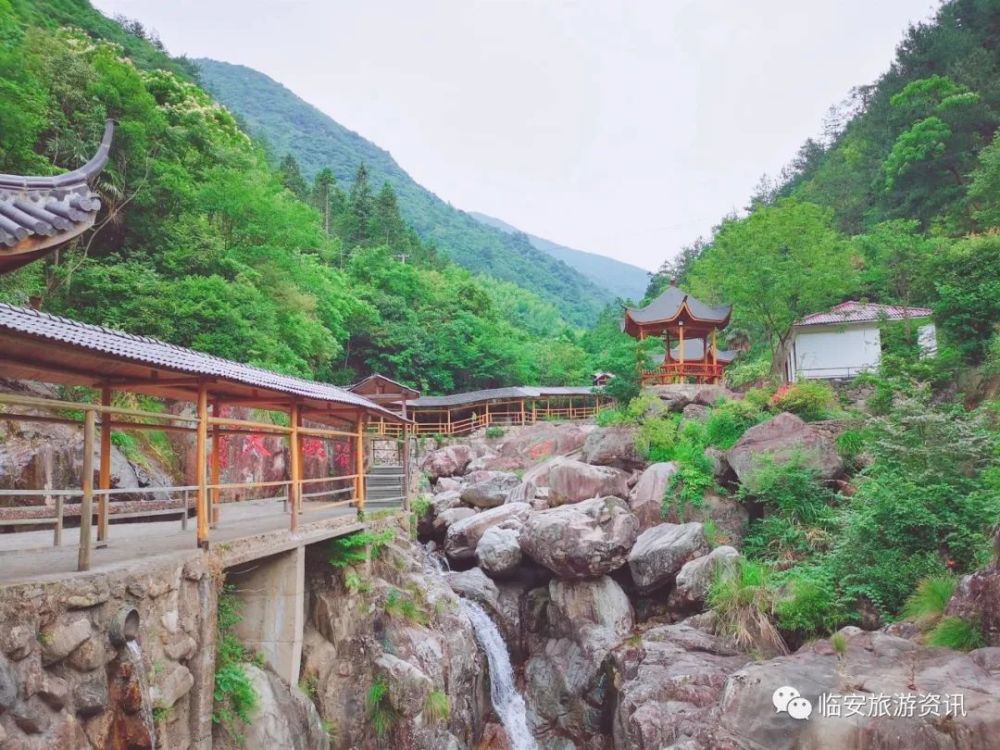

{"left": 342, "top": 163, "right": 374, "bottom": 248}
{"left": 310, "top": 167, "right": 342, "bottom": 235}
{"left": 278, "top": 153, "right": 308, "bottom": 199}
{"left": 373, "top": 181, "right": 407, "bottom": 249}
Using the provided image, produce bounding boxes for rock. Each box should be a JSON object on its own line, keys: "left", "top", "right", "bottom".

{"left": 420, "top": 444, "right": 474, "bottom": 480}
{"left": 668, "top": 546, "right": 740, "bottom": 610}
{"left": 725, "top": 412, "right": 843, "bottom": 484}
{"left": 163, "top": 634, "right": 198, "bottom": 662}
{"left": 432, "top": 489, "right": 462, "bottom": 514}
{"left": 646, "top": 384, "right": 735, "bottom": 411}
{"left": 947, "top": 564, "right": 1000, "bottom": 646}
{"left": 520, "top": 497, "right": 639, "bottom": 579}
{"left": 433, "top": 507, "right": 477, "bottom": 535}
{"left": 716, "top": 629, "right": 1000, "bottom": 750}
{"left": 476, "top": 527, "right": 522, "bottom": 576}
{"left": 628, "top": 462, "right": 678, "bottom": 531}
{"left": 40, "top": 616, "right": 92, "bottom": 666}
{"left": 547, "top": 458, "right": 630, "bottom": 506}
{"left": 628, "top": 523, "right": 709, "bottom": 593}
{"left": 0, "top": 624, "right": 34, "bottom": 661}
{"left": 548, "top": 576, "right": 634, "bottom": 645}
{"left": 507, "top": 480, "right": 536, "bottom": 505}
{"left": 445, "top": 502, "right": 530, "bottom": 560}
{"left": 460, "top": 472, "right": 521, "bottom": 508}
{"left": 445, "top": 567, "right": 500, "bottom": 614}
{"left": 581, "top": 426, "right": 642, "bottom": 469}
{"left": 0, "top": 654, "right": 15, "bottom": 709}
{"left": 682, "top": 403, "right": 711, "bottom": 422}
{"left": 36, "top": 675, "right": 69, "bottom": 710}
{"left": 662, "top": 491, "right": 748, "bottom": 548}
{"left": 495, "top": 422, "right": 591, "bottom": 468}
{"left": 66, "top": 637, "right": 106, "bottom": 672}
{"left": 74, "top": 669, "right": 109, "bottom": 717}
{"left": 150, "top": 663, "right": 194, "bottom": 709}
{"left": 704, "top": 447, "right": 734, "bottom": 484}
{"left": 238, "top": 664, "right": 330, "bottom": 750}
{"left": 11, "top": 696, "right": 50, "bottom": 734}
{"left": 436, "top": 477, "right": 463, "bottom": 493}
{"left": 611, "top": 622, "right": 748, "bottom": 750}
{"left": 375, "top": 653, "right": 433, "bottom": 718}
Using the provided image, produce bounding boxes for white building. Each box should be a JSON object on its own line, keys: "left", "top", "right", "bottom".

{"left": 783, "top": 301, "right": 936, "bottom": 382}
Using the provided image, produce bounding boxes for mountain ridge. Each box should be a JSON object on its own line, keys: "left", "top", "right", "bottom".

{"left": 195, "top": 58, "right": 616, "bottom": 325}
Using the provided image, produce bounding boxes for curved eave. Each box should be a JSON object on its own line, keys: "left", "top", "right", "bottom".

{"left": 0, "top": 120, "right": 114, "bottom": 190}
{"left": 624, "top": 301, "right": 732, "bottom": 338}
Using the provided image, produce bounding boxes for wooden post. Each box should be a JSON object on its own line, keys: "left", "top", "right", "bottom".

{"left": 196, "top": 383, "right": 209, "bottom": 549}
{"left": 531, "top": 401, "right": 537, "bottom": 424}
{"left": 484, "top": 402, "right": 490, "bottom": 427}
{"left": 78, "top": 409, "right": 96, "bottom": 571}
{"left": 678, "top": 324, "right": 685, "bottom": 383}
{"left": 711, "top": 329, "right": 718, "bottom": 382}
{"left": 355, "top": 412, "right": 366, "bottom": 515}
{"left": 289, "top": 401, "right": 301, "bottom": 532}
{"left": 520, "top": 399, "right": 526, "bottom": 425}
{"left": 98, "top": 386, "right": 111, "bottom": 543}
{"left": 446, "top": 408, "right": 452, "bottom": 435}
{"left": 210, "top": 400, "right": 221, "bottom": 527}
{"left": 401, "top": 423, "right": 411, "bottom": 512}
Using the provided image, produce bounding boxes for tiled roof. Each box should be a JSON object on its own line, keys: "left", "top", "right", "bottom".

{"left": 0, "top": 303, "right": 403, "bottom": 420}
{"left": 348, "top": 373, "right": 420, "bottom": 399}
{"left": 407, "top": 385, "right": 595, "bottom": 408}
{"left": 625, "top": 285, "right": 731, "bottom": 327}
{"left": 0, "top": 121, "right": 113, "bottom": 271}
{"left": 796, "top": 301, "right": 933, "bottom": 327}
{"left": 650, "top": 340, "right": 737, "bottom": 364}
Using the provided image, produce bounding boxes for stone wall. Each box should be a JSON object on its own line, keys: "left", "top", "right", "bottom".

{"left": 0, "top": 552, "right": 218, "bottom": 749}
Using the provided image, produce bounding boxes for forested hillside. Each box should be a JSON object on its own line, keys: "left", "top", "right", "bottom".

{"left": 470, "top": 211, "right": 649, "bottom": 302}
{"left": 0, "top": 0, "right": 591, "bottom": 393}
{"left": 195, "top": 58, "right": 612, "bottom": 326}
{"left": 643, "top": 0, "right": 1000, "bottom": 380}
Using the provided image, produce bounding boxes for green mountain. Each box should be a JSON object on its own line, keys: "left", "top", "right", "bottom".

{"left": 469, "top": 211, "right": 649, "bottom": 302}
{"left": 194, "top": 59, "right": 611, "bottom": 326}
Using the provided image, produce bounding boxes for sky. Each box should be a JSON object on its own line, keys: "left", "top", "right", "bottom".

{"left": 94, "top": 0, "right": 938, "bottom": 272}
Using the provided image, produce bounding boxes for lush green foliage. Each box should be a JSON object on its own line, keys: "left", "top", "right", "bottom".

{"left": 707, "top": 559, "right": 786, "bottom": 655}
{"left": 770, "top": 381, "right": 837, "bottom": 421}
{"left": 927, "top": 616, "right": 986, "bottom": 651}
{"left": 365, "top": 679, "right": 397, "bottom": 739}
{"left": 213, "top": 585, "right": 258, "bottom": 742}
{"left": 329, "top": 529, "right": 394, "bottom": 569}
{"left": 901, "top": 575, "right": 956, "bottom": 630}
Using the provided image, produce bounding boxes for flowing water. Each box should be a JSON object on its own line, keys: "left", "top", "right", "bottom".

{"left": 459, "top": 599, "right": 537, "bottom": 750}
{"left": 126, "top": 640, "right": 157, "bottom": 750}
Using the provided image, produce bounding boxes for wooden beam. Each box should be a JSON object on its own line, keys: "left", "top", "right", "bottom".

{"left": 289, "top": 401, "right": 301, "bottom": 532}
{"left": 196, "top": 383, "right": 209, "bottom": 549}
{"left": 78, "top": 409, "right": 95, "bottom": 571}
{"left": 101, "top": 375, "right": 212, "bottom": 389}
{"left": 355, "top": 413, "right": 365, "bottom": 517}
{"left": 210, "top": 400, "right": 221, "bottom": 528}
{"left": 97, "top": 386, "right": 111, "bottom": 543}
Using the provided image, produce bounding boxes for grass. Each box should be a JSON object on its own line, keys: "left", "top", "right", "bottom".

{"left": 926, "top": 616, "right": 985, "bottom": 651}
{"left": 830, "top": 631, "right": 847, "bottom": 657}
{"left": 329, "top": 528, "right": 395, "bottom": 569}
{"left": 365, "top": 679, "right": 398, "bottom": 738}
{"left": 213, "top": 586, "right": 259, "bottom": 744}
{"left": 384, "top": 588, "right": 428, "bottom": 625}
{"left": 344, "top": 570, "right": 371, "bottom": 594}
{"left": 708, "top": 559, "right": 787, "bottom": 656}
{"left": 424, "top": 690, "right": 450, "bottom": 722}
{"left": 484, "top": 426, "right": 505, "bottom": 439}
{"left": 901, "top": 575, "right": 956, "bottom": 630}
{"left": 702, "top": 518, "right": 720, "bottom": 548}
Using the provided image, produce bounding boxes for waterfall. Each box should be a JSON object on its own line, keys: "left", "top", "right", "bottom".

{"left": 126, "top": 641, "right": 157, "bottom": 750}
{"left": 459, "top": 599, "right": 536, "bottom": 750}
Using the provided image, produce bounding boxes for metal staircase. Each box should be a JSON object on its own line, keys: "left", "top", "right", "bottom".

{"left": 365, "top": 465, "right": 406, "bottom": 509}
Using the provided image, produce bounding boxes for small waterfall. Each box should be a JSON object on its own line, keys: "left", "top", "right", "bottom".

{"left": 459, "top": 600, "right": 536, "bottom": 750}
{"left": 126, "top": 641, "right": 157, "bottom": 750}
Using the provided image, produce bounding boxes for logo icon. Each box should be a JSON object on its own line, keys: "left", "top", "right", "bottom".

{"left": 773, "top": 686, "right": 812, "bottom": 720}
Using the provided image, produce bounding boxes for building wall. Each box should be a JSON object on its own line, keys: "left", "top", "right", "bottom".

{"left": 788, "top": 324, "right": 882, "bottom": 380}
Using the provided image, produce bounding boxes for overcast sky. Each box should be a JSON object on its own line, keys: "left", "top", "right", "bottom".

{"left": 95, "top": 0, "right": 937, "bottom": 272}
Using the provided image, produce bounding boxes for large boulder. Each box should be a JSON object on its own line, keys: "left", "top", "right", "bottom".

{"left": 432, "top": 507, "right": 477, "bottom": 535}
{"left": 230, "top": 665, "right": 330, "bottom": 750}
{"left": 496, "top": 422, "right": 591, "bottom": 468}
{"left": 668, "top": 545, "right": 740, "bottom": 610}
{"left": 445, "top": 567, "right": 500, "bottom": 614}
{"left": 419, "top": 444, "right": 475, "bottom": 480}
{"left": 475, "top": 527, "right": 523, "bottom": 577}
{"left": 645, "top": 384, "right": 735, "bottom": 411}
{"left": 548, "top": 576, "right": 634, "bottom": 646}
{"left": 581, "top": 426, "right": 642, "bottom": 469}
{"left": 520, "top": 497, "right": 639, "bottom": 579}
{"left": 459, "top": 472, "right": 520, "bottom": 508}
{"left": 662, "top": 491, "right": 749, "bottom": 549}
{"left": 628, "top": 462, "right": 678, "bottom": 531}
{"left": 725, "top": 412, "right": 843, "bottom": 483}
{"left": 947, "top": 562, "right": 1000, "bottom": 646}
{"left": 716, "top": 629, "right": 1000, "bottom": 750}
{"left": 628, "top": 522, "right": 709, "bottom": 593}
{"left": 444, "top": 502, "right": 530, "bottom": 560}
{"left": 547, "top": 458, "right": 630, "bottom": 506}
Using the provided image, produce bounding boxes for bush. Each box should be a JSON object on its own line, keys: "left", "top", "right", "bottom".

{"left": 770, "top": 381, "right": 835, "bottom": 421}
{"left": 901, "top": 575, "right": 956, "bottom": 630}
{"left": 740, "top": 456, "right": 837, "bottom": 526}
{"left": 704, "top": 398, "right": 765, "bottom": 449}
{"left": 724, "top": 357, "right": 772, "bottom": 389}
{"left": 835, "top": 428, "right": 866, "bottom": 462}
{"left": 484, "top": 426, "right": 505, "bottom": 439}
{"left": 926, "top": 616, "right": 985, "bottom": 651}
{"left": 662, "top": 421, "right": 715, "bottom": 517}
{"left": 774, "top": 565, "right": 844, "bottom": 636}
{"left": 329, "top": 528, "right": 395, "bottom": 569}
{"left": 213, "top": 586, "right": 259, "bottom": 741}
{"left": 636, "top": 416, "right": 679, "bottom": 462}
{"left": 708, "top": 559, "right": 787, "bottom": 655}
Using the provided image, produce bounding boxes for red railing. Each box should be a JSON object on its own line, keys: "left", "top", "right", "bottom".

{"left": 641, "top": 362, "right": 726, "bottom": 385}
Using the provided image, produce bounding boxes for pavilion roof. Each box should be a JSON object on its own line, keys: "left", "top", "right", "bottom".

{"left": 795, "top": 301, "right": 933, "bottom": 327}
{"left": 651, "top": 339, "right": 737, "bottom": 364}
{"left": 348, "top": 373, "right": 420, "bottom": 400}
{"left": 0, "top": 121, "right": 114, "bottom": 274}
{"left": 0, "top": 303, "right": 405, "bottom": 423}
{"left": 623, "top": 285, "right": 731, "bottom": 334}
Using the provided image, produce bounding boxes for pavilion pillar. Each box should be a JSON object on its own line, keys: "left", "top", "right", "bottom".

{"left": 446, "top": 408, "right": 452, "bottom": 434}
{"left": 78, "top": 409, "right": 96, "bottom": 572}
{"left": 485, "top": 402, "right": 490, "bottom": 427}
{"left": 354, "top": 412, "right": 366, "bottom": 516}
{"left": 196, "top": 383, "right": 209, "bottom": 549}
{"left": 97, "top": 386, "right": 111, "bottom": 544}
{"left": 401, "top": 422, "right": 411, "bottom": 512}
{"left": 210, "top": 400, "right": 221, "bottom": 527}
{"left": 289, "top": 401, "right": 301, "bottom": 533}
{"left": 711, "top": 329, "right": 719, "bottom": 383}
{"left": 520, "top": 399, "right": 526, "bottom": 425}
{"left": 531, "top": 400, "right": 537, "bottom": 424}
{"left": 678, "top": 324, "right": 685, "bottom": 384}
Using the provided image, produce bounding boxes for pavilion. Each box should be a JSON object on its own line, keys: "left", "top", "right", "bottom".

{"left": 623, "top": 282, "right": 736, "bottom": 385}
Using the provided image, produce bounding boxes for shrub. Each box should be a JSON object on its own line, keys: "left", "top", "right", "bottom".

{"left": 708, "top": 559, "right": 786, "bottom": 655}
{"left": 770, "top": 381, "right": 835, "bottom": 421}
{"left": 213, "top": 585, "right": 258, "bottom": 741}
{"left": 424, "top": 690, "right": 450, "bottom": 722}
{"left": 484, "top": 426, "right": 505, "bottom": 439}
{"left": 365, "top": 679, "right": 397, "bottom": 738}
{"left": 724, "top": 357, "right": 771, "bottom": 389}
{"left": 901, "top": 575, "right": 956, "bottom": 630}
{"left": 926, "top": 616, "right": 985, "bottom": 651}
{"left": 835, "top": 428, "right": 866, "bottom": 462}
{"left": 740, "top": 456, "right": 837, "bottom": 526}
{"left": 774, "top": 566, "right": 844, "bottom": 636}
{"left": 329, "top": 528, "right": 395, "bottom": 569}
{"left": 705, "top": 398, "right": 765, "bottom": 449}
{"left": 636, "top": 416, "right": 679, "bottom": 461}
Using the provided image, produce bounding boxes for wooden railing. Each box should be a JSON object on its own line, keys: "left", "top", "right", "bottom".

{"left": 641, "top": 362, "right": 726, "bottom": 385}
{"left": 368, "top": 400, "right": 606, "bottom": 438}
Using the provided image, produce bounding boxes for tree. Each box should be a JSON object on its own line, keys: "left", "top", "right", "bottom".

{"left": 310, "top": 167, "right": 342, "bottom": 236}
{"left": 373, "top": 182, "right": 407, "bottom": 249}
{"left": 278, "top": 153, "right": 308, "bottom": 199}
{"left": 687, "top": 199, "right": 856, "bottom": 366}
{"left": 854, "top": 220, "right": 935, "bottom": 311}
{"left": 340, "top": 163, "right": 374, "bottom": 249}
